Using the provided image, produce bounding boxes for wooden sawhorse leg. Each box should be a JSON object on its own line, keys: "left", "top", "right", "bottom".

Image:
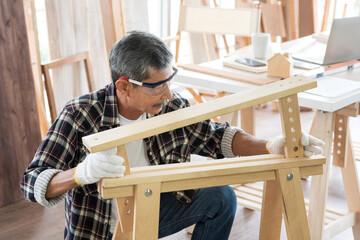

{"left": 308, "top": 111, "right": 335, "bottom": 239}
{"left": 340, "top": 132, "right": 360, "bottom": 239}
{"left": 113, "top": 183, "right": 161, "bottom": 240}
{"left": 261, "top": 93, "right": 311, "bottom": 239}
{"left": 260, "top": 168, "right": 311, "bottom": 240}
{"left": 308, "top": 109, "right": 360, "bottom": 239}
{"left": 241, "top": 107, "right": 255, "bottom": 135}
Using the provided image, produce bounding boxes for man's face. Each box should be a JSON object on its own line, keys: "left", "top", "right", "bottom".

{"left": 126, "top": 67, "right": 174, "bottom": 116}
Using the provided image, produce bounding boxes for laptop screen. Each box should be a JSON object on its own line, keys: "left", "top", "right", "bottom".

{"left": 323, "top": 16, "right": 360, "bottom": 65}
{"left": 292, "top": 16, "right": 360, "bottom": 65}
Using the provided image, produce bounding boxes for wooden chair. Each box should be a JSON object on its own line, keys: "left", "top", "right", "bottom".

{"left": 41, "top": 52, "right": 94, "bottom": 123}
{"left": 174, "top": 3, "right": 261, "bottom": 63}
{"left": 82, "top": 75, "right": 326, "bottom": 240}
{"left": 170, "top": 2, "right": 261, "bottom": 125}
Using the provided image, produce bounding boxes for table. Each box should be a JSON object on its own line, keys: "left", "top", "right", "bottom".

{"left": 174, "top": 36, "right": 360, "bottom": 240}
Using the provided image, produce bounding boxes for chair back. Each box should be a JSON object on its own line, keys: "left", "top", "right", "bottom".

{"left": 178, "top": 5, "right": 261, "bottom": 36}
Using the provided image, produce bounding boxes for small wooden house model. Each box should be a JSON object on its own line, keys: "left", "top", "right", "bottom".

{"left": 267, "top": 52, "right": 293, "bottom": 78}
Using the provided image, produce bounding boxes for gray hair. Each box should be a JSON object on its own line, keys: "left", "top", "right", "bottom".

{"left": 109, "top": 31, "right": 173, "bottom": 84}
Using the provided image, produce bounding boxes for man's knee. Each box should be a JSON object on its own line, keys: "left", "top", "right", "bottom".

{"left": 203, "top": 186, "right": 237, "bottom": 215}
{"left": 219, "top": 186, "right": 237, "bottom": 214}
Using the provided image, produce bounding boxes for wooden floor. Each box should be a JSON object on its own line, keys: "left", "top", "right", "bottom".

{"left": 1, "top": 104, "right": 359, "bottom": 240}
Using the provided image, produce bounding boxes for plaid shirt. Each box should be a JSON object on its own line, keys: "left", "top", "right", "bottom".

{"left": 21, "top": 83, "right": 239, "bottom": 239}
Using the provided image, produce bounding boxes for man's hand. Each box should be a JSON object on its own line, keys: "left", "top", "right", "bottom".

{"left": 75, "top": 148, "right": 126, "bottom": 185}
{"left": 266, "top": 133, "right": 325, "bottom": 157}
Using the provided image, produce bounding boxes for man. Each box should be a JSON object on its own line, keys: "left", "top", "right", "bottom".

{"left": 21, "top": 31, "right": 324, "bottom": 240}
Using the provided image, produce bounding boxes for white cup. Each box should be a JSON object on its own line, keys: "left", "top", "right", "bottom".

{"left": 251, "top": 33, "right": 271, "bottom": 59}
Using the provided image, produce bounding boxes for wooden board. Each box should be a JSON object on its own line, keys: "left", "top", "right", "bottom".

{"left": 0, "top": 0, "right": 42, "bottom": 207}
{"left": 23, "top": 0, "right": 49, "bottom": 137}
{"left": 182, "top": 64, "right": 275, "bottom": 85}
{"left": 261, "top": 3, "right": 287, "bottom": 38}
{"left": 83, "top": 76, "right": 316, "bottom": 153}
{"left": 100, "top": 155, "right": 325, "bottom": 189}
{"left": 100, "top": 155, "right": 325, "bottom": 199}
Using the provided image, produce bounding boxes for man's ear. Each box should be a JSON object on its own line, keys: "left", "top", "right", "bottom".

{"left": 115, "top": 78, "right": 129, "bottom": 96}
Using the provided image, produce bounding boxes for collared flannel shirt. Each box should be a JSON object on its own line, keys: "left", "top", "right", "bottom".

{"left": 21, "top": 83, "right": 240, "bottom": 239}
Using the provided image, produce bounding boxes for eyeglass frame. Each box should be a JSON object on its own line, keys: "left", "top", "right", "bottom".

{"left": 119, "top": 67, "right": 178, "bottom": 89}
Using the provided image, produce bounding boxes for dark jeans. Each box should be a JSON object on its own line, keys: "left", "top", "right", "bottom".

{"left": 108, "top": 186, "right": 237, "bottom": 240}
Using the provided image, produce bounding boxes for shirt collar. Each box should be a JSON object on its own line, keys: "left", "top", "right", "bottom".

{"left": 100, "top": 83, "right": 120, "bottom": 128}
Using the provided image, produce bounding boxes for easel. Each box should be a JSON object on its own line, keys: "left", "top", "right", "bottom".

{"left": 82, "top": 76, "right": 325, "bottom": 239}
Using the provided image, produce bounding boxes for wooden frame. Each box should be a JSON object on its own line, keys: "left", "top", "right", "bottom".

{"left": 82, "top": 76, "right": 326, "bottom": 239}
{"left": 41, "top": 52, "right": 94, "bottom": 123}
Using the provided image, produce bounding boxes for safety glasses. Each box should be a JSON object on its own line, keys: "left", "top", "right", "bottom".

{"left": 120, "top": 67, "right": 178, "bottom": 96}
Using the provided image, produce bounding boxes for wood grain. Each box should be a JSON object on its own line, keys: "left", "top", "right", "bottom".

{"left": 0, "top": 0, "right": 41, "bottom": 207}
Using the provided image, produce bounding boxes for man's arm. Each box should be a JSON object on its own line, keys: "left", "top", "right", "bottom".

{"left": 231, "top": 131, "right": 325, "bottom": 157}
{"left": 231, "top": 131, "right": 268, "bottom": 156}
{"left": 45, "top": 169, "right": 77, "bottom": 199}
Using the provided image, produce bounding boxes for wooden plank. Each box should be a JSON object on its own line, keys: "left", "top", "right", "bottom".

{"left": 178, "top": 4, "right": 260, "bottom": 36}
{"left": 133, "top": 182, "right": 161, "bottom": 239}
{"left": 335, "top": 102, "right": 359, "bottom": 117}
{"left": 308, "top": 111, "right": 335, "bottom": 240}
{"left": 114, "top": 197, "right": 134, "bottom": 239}
{"left": 45, "top": 0, "right": 90, "bottom": 114}
{"left": 324, "top": 212, "right": 360, "bottom": 240}
{"left": 299, "top": 0, "right": 315, "bottom": 37}
{"left": 101, "top": 162, "right": 324, "bottom": 199}
{"left": 241, "top": 107, "right": 255, "bottom": 135}
{"left": 259, "top": 180, "right": 282, "bottom": 240}
{"left": 111, "top": 0, "right": 125, "bottom": 40}
{"left": 261, "top": 3, "right": 286, "bottom": 38}
{"left": 99, "top": 0, "right": 117, "bottom": 56}
{"left": 341, "top": 133, "right": 360, "bottom": 238}
{"left": 278, "top": 94, "right": 304, "bottom": 158}
{"left": 182, "top": 64, "right": 275, "bottom": 85}
{"left": 286, "top": 0, "right": 299, "bottom": 39}
{"left": 41, "top": 52, "right": 94, "bottom": 123}
{"left": 236, "top": 197, "right": 262, "bottom": 211}
{"left": 125, "top": 154, "right": 282, "bottom": 174}
{"left": 83, "top": 76, "right": 317, "bottom": 153}
{"left": 102, "top": 186, "right": 134, "bottom": 199}
{"left": 23, "top": 0, "right": 49, "bottom": 137}
{"left": 42, "top": 65, "right": 57, "bottom": 122}
{"left": 234, "top": 188, "right": 262, "bottom": 204}
{"left": 0, "top": 0, "right": 41, "bottom": 207}
{"left": 43, "top": 52, "right": 89, "bottom": 69}
{"left": 277, "top": 168, "right": 310, "bottom": 240}
{"left": 333, "top": 114, "right": 348, "bottom": 167}
{"left": 118, "top": 145, "right": 131, "bottom": 175}
{"left": 100, "top": 156, "right": 325, "bottom": 188}
{"left": 161, "top": 171, "right": 275, "bottom": 193}
{"left": 87, "top": 0, "right": 112, "bottom": 90}
{"left": 321, "top": 0, "right": 331, "bottom": 31}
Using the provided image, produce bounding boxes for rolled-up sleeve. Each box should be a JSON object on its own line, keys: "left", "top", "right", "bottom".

{"left": 221, "top": 126, "right": 243, "bottom": 158}
{"left": 21, "top": 109, "right": 78, "bottom": 204}
{"left": 34, "top": 169, "right": 66, "bottom": 208}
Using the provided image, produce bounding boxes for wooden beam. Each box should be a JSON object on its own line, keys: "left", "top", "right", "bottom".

{"left": 83, "top": 76, "right": 316, "bottom": 153}
{"left": 100, "top": 155, "right": 325, "bottom": 189}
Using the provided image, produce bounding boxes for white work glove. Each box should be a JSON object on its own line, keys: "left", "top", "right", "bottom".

{"left": 266, "top": 133, "right": 325, "bottom": 157}
{"left": 75, "top": 147, "right": 126, "bottom": 185}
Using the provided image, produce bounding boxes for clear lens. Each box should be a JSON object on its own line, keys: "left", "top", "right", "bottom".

{"left": 143, "top": 80, "right": 172, "bottom": 96}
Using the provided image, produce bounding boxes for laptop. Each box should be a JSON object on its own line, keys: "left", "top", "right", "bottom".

{"left": 292, "top": 16, "right": 360, "bottom": 65}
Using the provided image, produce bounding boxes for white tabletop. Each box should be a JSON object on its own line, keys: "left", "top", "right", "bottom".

{"left": 174, "top": 37, "right": 360, "bottom": 112}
